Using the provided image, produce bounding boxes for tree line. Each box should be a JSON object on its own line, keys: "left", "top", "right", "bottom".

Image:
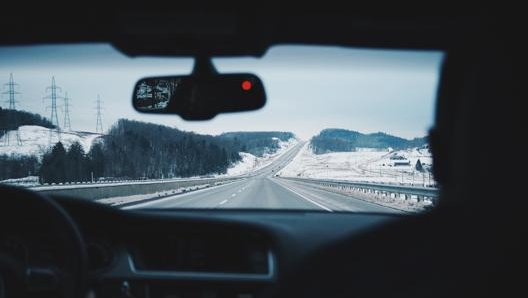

{"left": 310, "top": 128, "right": 428, "bottom": 154}
{"left": 105, "top": 119, "right": 246, "bottom": 178}
{"left": 219, "top": 131, "right": 296, "bottom": 156}
{"left": 39, "top": 141, "right": 101, "bottom": 183}
{"left": 37, "top": 119, "right": 244, "bottom": 183}
{"left": 2, "top": 117, "right": 296, "bottom": 184}
{"left": 0, "top": 155, "right": 40, "bottom": 181}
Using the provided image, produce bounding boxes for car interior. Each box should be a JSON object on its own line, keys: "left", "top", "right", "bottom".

{"left": 0, "top": 5, "right": 525, "bottom": 298}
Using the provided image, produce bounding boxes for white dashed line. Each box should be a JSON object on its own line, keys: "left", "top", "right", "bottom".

{"left": 219, "top": 199, "right": 228, "bottom": 205}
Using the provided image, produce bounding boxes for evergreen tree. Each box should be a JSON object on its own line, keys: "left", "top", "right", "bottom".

{"left": 39, "top": 142, "right": 67, "bottom": 183}
{"left": 88, "top": 142, "right": 105, "bottom": 180}
{"left": 415, "top": 159, "right": 424, "bottom": 172}
{"left": 67, "top": 141, "right": 88, "bottom": 182}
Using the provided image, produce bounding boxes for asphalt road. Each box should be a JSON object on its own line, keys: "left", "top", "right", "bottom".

{"left": 125, "top": 142, "right": 403, "bottom": 214}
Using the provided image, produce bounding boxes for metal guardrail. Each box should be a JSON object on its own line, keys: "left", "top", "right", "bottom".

{"left": 19, "top": 142, "right": 304, "bottom": 201}
{"left": 32, "top": 176, "right": 245, "bottom": 201}
{"left": 279, "top": 176, "right": 439, "bottom": 203}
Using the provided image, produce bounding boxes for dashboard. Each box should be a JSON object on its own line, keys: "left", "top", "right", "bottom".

{"left": 51, "top": 195, "right": 401, "bottom": 298}
{"left": 2, "top": 186, "right": 519, "bottom": 298}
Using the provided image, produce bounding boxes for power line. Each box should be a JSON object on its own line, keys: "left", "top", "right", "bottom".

{"left": 63, "top": 92, "right": 72, "bottom": 131}
{"left": 43, "top": 76, "right": 63, "bottom": 146}
{"left": 95, "top": 94, "right": 103, "bottom": 134}
{"left": 2, "top": 73, "right": 22, "bottom": 145}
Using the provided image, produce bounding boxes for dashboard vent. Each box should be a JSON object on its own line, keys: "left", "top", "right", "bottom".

{"left": 128, "top": 228, "right": 271, "bottom": 275}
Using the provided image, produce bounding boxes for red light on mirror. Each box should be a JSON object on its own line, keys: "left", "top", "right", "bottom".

{"left": 241, "top": 80, "right": 252, "bottom": 91}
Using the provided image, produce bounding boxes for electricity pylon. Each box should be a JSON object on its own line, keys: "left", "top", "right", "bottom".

{"left": 2, "top": 73, "right": 22, "bottom": 146}
{"left": 95, "top": 94, "right": 103, "bottom": 134}
{"left": 43, "top": 76, "right": 63, "bottom": 146}
{"left": 63, "top": 92, "right": 72, "bottom": 131}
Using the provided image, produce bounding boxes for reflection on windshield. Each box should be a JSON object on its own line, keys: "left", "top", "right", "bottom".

{"left": 0, "top": 44, "right": 442, "bottom": 213}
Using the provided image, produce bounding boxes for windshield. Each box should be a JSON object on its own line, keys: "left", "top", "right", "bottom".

{"left": 0, "top": 44, "right": 443, "bottom": 213}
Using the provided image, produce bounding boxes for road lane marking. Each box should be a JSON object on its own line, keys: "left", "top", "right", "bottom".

{"left": 295, "top": 186, "right": 365, "bottom": 212}
{"left": 231, "top": 193, "right": 237, "bottom": 197}
{"left": 275, "top": 180, "right": 333, "bottom": 212}
{"left": 219, "top": 199, "right": 228, "bottom": 205}
{"left": 122, "top": 179, "right": 247, "bottom": 209}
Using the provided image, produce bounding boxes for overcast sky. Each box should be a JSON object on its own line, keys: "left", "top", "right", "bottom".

{"left": 0, "top": 43, "right": 443, "bottom": 141}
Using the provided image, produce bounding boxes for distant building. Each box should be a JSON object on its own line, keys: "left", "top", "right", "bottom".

{"left": 389, "top": 154, "right": 410, "bottom": 166}
{"left": 392, "top": 160, "right": 411, "bottom": 166}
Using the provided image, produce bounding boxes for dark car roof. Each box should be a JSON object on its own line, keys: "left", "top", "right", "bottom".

{"left": 0, "top": 5, "right": 511, "bottom": 57}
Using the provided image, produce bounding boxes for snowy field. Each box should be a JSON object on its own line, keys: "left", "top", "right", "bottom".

{"left": 278, "top": 142, "right": 436, "bottom": 187}
{"left": 0, "top": 125, "right": 103, "bottom": 159}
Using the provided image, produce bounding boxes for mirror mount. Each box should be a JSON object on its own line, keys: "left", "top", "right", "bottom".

{"left": 192, "top": 56, "right": 218, "bottom": 77}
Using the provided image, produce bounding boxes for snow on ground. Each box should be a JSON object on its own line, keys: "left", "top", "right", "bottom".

{"left": 277, "top": 142, "right": 436, "bottom": 212}
{"left": 278, "top": 142, "right": 436, "bottom": 187}
{"left": 27, "top": 176, "right": 212, "bottom": 190}
{"left": 0, "top": 125, "right": 103, "bottom": 159}
{"left": 0, "top": 176, "right": 40, "bottom": 187}
{"left": 226, "top": 152, "right": 259, "bottom": 176}
{"left": 95, "top": 183, "right": 214, "bottom": 206}
{"left": 223, "top": 137, "right": 299, "bottom": 177}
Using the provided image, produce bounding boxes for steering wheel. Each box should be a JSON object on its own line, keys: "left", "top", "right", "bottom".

{"left": 0, "top": 185, "right": 87, "bottom": 298}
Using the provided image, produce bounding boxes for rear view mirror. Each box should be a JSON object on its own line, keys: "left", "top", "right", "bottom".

{"left": 132, "top": 73, "right": 266, "bottom": 120}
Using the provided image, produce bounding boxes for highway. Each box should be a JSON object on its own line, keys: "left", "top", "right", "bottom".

{"left": 125, "top": 142, "right": 404, "bottom": 213}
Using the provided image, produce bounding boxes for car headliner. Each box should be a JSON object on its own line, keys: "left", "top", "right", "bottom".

{"left": 0, "top": 6, "right": 507, "bottom": 57}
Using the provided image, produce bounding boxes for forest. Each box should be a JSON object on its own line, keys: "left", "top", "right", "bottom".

{"left": 219, "top": 131, "right": 295, "bottom": 157}
{"left": 35, "top": 119, "right": 294, "bottom": 183}
{"left": 0, "top": 155, "right": 40, "bottom": 181}
{"left": 310, "top": 128, "right": 428, "bottom": 154}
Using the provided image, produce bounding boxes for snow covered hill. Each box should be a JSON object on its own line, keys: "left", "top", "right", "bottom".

{"left": 277, "top": 141, "right": 436, "bottom": 187}
{"left": 0, "top": 125, "right": 103, "bottom": 159}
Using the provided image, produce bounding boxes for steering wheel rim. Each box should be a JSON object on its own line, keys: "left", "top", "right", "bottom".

{"left": 0, "top": 184, "right": 87, "bottom": 298}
